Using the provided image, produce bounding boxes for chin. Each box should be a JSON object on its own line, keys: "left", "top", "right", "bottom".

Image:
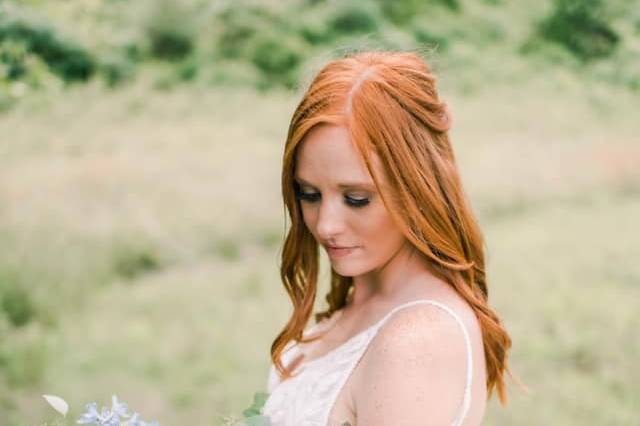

{"left": 330, "top": 261, "right": 368, "bottom": 278}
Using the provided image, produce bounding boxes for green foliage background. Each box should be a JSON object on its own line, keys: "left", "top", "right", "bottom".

{"left": 0, "top": 0, "right": 638, "bottom": 424}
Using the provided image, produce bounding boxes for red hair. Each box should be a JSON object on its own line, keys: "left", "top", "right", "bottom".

{"left": 272, "top": 50, "right": 512, "bottom": 403}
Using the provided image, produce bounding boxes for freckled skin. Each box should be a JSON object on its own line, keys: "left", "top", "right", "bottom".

{"left": 295, "top": 124, "right": 409, "bottom": 288}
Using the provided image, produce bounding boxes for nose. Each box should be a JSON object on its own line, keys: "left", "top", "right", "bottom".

{"left": 315, "top": 197, "right": 345, "bottom": 240}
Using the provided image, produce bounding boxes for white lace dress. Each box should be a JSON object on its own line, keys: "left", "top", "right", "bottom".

{"left": 261, "top": 299, "right": 473, "bottom": 426}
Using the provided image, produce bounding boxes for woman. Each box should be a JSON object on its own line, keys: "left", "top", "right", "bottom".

{"left": 261, "top": 50, "right": 512, "bottom": 426}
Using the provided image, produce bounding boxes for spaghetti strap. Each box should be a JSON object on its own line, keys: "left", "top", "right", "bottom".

{"left": 371, "top": 299, "right": 473, "bottom": 426}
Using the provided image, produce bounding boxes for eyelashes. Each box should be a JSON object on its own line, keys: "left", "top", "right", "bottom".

{"left": 295, "top": 190, "right": 370, "bottom": 208}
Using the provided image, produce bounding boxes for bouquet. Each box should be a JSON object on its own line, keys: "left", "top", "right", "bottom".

{"left": 42, "top": 392, "right": 273, "bottom": 426}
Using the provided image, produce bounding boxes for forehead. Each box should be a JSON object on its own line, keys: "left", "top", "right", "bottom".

{"left": 295, "top": 124, "right": 376, "bottom": 187}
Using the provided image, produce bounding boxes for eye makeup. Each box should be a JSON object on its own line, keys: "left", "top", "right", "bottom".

{"left": 294, "top": 188, "right": 370, "bottom": 208}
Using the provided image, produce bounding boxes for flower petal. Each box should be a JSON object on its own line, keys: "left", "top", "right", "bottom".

{"left": 42, "top": 394, "right": 69, "bottom": 417}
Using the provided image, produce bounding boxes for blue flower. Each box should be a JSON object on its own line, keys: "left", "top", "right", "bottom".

{"left": 76, "top": 394, "right": 149, "bottom": 426}
{"left": 77, "top": 402, "right": 100, "bottom": 424}
{"left": 110, "top": 395, "right": 130, "bottom": 418}
{"left": 128, "top": 412, "right": 159, "bottom": 426}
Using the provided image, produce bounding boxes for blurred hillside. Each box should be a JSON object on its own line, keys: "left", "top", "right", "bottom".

{"left": 1, "top": 0, "right": 640, "bottom": 109}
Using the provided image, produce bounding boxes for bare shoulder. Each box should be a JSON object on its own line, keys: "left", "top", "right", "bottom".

{"left": 353, "top": 297, "right": 486, "bottom": 425}
{"left": 373, "top": 292, "right": 484, "bottom": 359}
{"left": 368, "top": 297, "right": 476, "bottom": 368}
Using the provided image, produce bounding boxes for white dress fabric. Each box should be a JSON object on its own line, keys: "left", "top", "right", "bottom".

{"left": 261, "top": 299, "right": 474, "bottom": 426}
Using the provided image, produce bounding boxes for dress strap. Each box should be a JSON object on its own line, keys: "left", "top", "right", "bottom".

{"left": 371, "top": 299, "right": 473, "bottom": 426}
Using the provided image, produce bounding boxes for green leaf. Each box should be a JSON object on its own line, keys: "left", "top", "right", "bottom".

{"left": 241, "top": 391, "right": 270, "bottom": 418}
{"left": 243, "top": 415, "right": 272, "bottom": 426}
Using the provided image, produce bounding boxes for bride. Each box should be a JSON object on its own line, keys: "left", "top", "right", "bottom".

{"left": 261, "top": 50, "right": 512, "bottom": 426}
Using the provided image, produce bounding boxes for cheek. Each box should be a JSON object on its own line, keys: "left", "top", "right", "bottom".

{"left": 355, "top": 205, "right": 405, "bottom": 252}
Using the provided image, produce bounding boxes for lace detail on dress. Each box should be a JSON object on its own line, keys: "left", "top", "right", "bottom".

{"left": 262, "top": 299, "right": 473, "bottom": 426}
{"left": 263, "top": 327, "right": 373, "bottom": 426}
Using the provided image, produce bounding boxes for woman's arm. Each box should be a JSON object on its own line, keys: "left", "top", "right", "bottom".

{"left": 354, "top": 305, "right": 470, "bottom": 426}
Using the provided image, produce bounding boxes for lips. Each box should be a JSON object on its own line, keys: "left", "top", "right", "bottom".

{"left": 325, "top": 245, "right": 358, "bottom": 258}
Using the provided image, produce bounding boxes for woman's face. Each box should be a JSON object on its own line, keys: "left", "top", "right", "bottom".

{"left": 294, "top": 124, "right": 408, "bottom": 277}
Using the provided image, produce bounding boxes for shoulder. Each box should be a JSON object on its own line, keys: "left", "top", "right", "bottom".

{"left": 354, "top": 300, "right": 476, "bottom": 425}
{"left": 374, "top": 297, "right": 479, "bottom": 358}
{"left": 368, "top": 299, "right": 473, "bottom": 371}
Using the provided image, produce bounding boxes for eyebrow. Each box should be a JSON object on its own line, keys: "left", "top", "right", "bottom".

{"left": 294, "top": 176, "right": 376, "bottom": 191}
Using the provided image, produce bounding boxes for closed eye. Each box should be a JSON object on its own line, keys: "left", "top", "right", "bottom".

{"left": 295, "top": 191, "right": 321, "bottom": 203}
{"left": 345, "top": 195, "right": 370, "bottom": 207}
{"left": 295, "top": 190, "right": 370, "bottom": 208}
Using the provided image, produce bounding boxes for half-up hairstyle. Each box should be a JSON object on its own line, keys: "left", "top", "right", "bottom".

{"left": 272, "top": 50, "right": 512, "bottom": 404}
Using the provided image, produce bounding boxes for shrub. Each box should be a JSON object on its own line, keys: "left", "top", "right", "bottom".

{"left": 376, "top": 0, "right": 460, "bottom": 25}
{"left": 249, "top": 30, "right": 306, "bottom": 89}
{"left": 0, "top": 272, "right": 35, "bottom": 328}
{"left": 215, "top": 6, "right": 278, "bottom": 59}
{"left": 213, "top": 5, "right": 306, "bottom": 89}
{"left": 0, "top": 38, "right": 28, "bottom": 80}
{"left": 144, "top": 0, "right": 196, "bottom": 61}
{"left": 112, "top": 243, "right": 161, "bottom": 280}
{"left": 1, "top": 38, "right": 60, "bottom": 111}
{"left": 328, "top": 3, "right": 381, "bottom": 35}
{"left": 412, "top": 24, "right": 449, "bottom": 51}
{"left": 537, "top": 0, "right": 620, "bottom": 61}
{"left": 98, "top": 52, "right": 136, "bottom": 87}
{"left": 298, "top": 18, "right": 333, "bottom": 45}
{"left": 175, "top": 55, "right": 199, "bottom": 82}
{"left": 0, "top": 10, "right": 95, "bottom": 82}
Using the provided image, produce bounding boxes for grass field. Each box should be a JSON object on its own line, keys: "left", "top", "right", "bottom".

{"left": 0, "top": 73, "right": 639, "bottom": 425}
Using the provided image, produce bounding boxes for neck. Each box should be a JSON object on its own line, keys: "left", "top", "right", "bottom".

{"left": 348, "top": 242, "right": 435, "bottom": 309}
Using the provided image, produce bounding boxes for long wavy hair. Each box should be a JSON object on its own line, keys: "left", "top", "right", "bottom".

{"left": 272, "top": 50, "right": 512, "bottom": 403}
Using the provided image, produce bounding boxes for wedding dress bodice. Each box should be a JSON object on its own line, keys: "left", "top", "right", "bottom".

{"left": 261, "top": 299, "right": 474, "bottom": 426}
